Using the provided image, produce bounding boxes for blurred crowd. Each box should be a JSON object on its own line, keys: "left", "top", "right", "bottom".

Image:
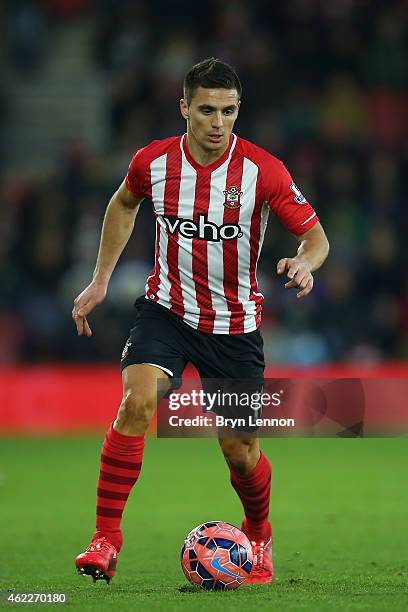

{"left": 0, "top": 0, "right": 407, "bottom": 365}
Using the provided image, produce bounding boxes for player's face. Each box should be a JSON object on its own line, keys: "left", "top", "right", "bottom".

{"left": 180, "top": 87, "right": 240, "bottom": 153}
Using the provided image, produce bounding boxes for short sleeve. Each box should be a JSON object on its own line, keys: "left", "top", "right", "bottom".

{"left": 263, "top": 160, "right": 319, "bottom": 235}
{"left": 125, "top": 149, "right": 148, "bottom": 198}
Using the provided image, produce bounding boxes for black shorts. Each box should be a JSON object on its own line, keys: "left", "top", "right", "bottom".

{"left": 120, "top": 297, "right": 265, "bottom": 431}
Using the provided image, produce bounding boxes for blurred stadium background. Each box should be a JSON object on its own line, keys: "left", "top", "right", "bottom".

{"left": 0, "top": 0, "right": 407, "bottom": 431}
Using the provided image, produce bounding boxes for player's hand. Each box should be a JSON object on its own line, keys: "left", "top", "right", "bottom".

{"left": 72, "top": 280, "right": 107, "bottom": 336}
{"left": 276, "top": 257, "right": 314, "bottom": 299}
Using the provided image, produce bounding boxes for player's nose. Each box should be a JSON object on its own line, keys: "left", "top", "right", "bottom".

{"left": 211, "top": 111, "right": 223, "bottom": 129}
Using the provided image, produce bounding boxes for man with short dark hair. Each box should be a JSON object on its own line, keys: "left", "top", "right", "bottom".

{"left": 73, "top": 58, "right": 329, "bottom": 585}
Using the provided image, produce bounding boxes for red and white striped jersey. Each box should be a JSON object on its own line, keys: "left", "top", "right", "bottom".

{"left": 125, "top": 133, "right": 318, "bottom": 334}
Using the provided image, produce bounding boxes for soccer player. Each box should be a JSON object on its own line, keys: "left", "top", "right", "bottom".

{"left": 73, "top": 58, "right": 329, "bottom": 584}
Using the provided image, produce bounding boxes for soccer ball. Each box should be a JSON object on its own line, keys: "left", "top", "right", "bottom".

{"left": 180, "top": 521, "right": 253, "bottom": 590}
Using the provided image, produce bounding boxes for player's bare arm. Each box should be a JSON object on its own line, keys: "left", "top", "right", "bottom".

{"left": 72, "top": 181, "right": 143, "bottom": 337}
{"left": 277, "top": 222, "right": 329, "bottom": 299}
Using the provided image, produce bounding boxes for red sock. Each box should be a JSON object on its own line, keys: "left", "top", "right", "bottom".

{"left": 230, "top": 451, "right": 272, "bottom": 541}
{"left": 93, "top": 423, "right": 144, "bottom": 552}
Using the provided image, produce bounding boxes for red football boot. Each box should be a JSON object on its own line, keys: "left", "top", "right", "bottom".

{"left": 241, "top": 521, "right": 274, "bottom": 584}
{"left": 75, "top": 536, "right": 118, "bottom": 583}
{"left": 246, "top": 537, "right": 273, "bottom": 583}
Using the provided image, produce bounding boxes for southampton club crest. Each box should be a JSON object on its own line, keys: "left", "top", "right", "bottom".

{"left": 223, "top": 185, "right": 243, "bottom": 209}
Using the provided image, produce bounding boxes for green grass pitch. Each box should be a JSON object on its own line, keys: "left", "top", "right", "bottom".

{"left": 0, "top": 436, "right": 407, "bottom": 611}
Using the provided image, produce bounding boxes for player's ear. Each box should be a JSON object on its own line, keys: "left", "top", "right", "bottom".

{"left": 180, "top": 98, "right": 189, "bottom": 120}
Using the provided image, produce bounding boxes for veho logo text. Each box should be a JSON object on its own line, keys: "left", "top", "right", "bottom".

{"left": 162, "top": 214, "right": 243, "bottom": 242}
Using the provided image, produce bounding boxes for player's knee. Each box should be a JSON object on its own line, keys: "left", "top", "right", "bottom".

{"left": 219, "top": 437, "right": 255, "bottom": 474}
{"left": 119, "top": 391, "right": 156, "bottom": 429}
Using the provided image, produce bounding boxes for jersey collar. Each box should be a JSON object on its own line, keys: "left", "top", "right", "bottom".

{"left": 181, "top": 133, "right": 236, "bottom": 173}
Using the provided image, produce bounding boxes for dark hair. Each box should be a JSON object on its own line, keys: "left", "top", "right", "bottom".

{"left": 183, "top": 57, "right": 242, "bottom": 104}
